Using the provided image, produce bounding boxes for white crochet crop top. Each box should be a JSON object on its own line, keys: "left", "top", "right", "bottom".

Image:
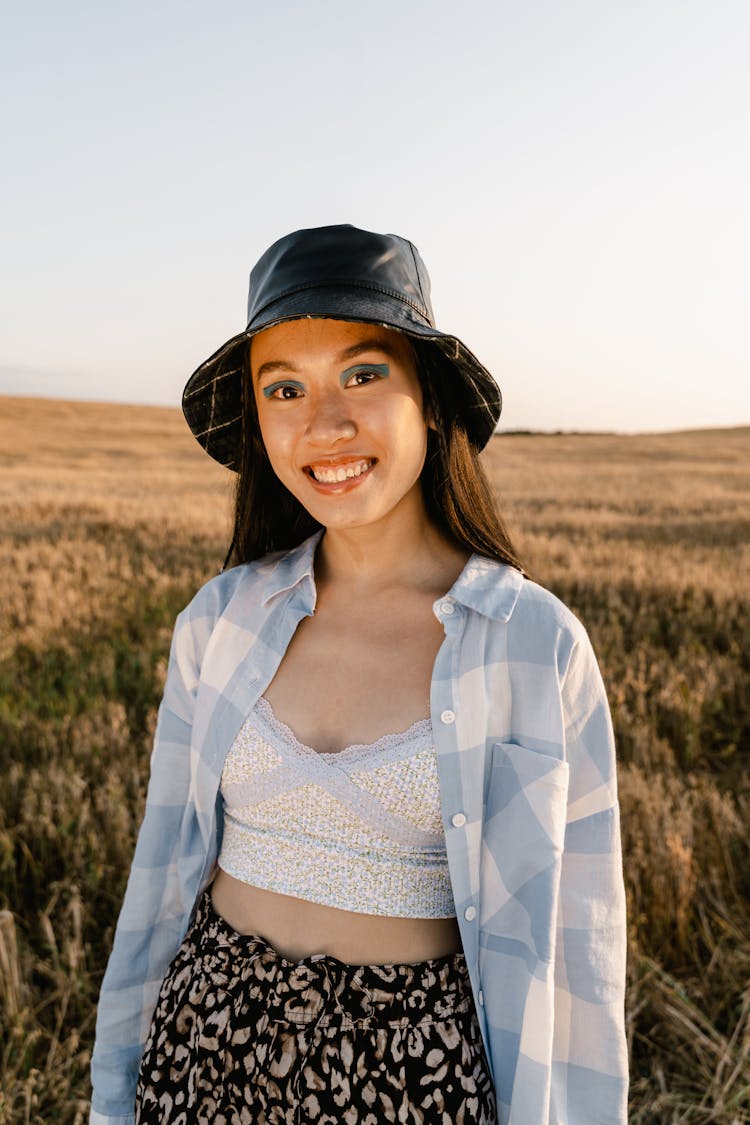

{"left": 217, "top": 696, "right": 456, "bottom": 918}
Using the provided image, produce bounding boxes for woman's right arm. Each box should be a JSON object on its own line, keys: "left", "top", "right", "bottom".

{"left": 89, "top": 605, "right": 199, "bottom": 1125}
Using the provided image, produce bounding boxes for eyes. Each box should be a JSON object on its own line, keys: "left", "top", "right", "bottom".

{"left": 347, "top": 368, "right": 382, "bottom": 387}
{"left": 261, "top": 363, "right": 390, "bottom": 401}
{"left": 263, "top": 381, "right": 304, "bottom": 401}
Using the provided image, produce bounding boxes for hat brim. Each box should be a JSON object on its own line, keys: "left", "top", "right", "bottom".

{"left": 182, "top": 299, "right": 501, "bottom": 469}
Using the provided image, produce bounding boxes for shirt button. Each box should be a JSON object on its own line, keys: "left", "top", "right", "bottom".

{"left": 464, "top": 905, "right": 477, "bottom": 922}
{"left": 441, "top": 600, "right": 455, "bottom": 615}
{"left": 451, "top": 812, "right": 467, "bottom": 828}
{"left": 440, "top": 709, "right": 456, "bottom": 725}
{"left": 478, "top": 989, "right": 485, "bottom": 1006}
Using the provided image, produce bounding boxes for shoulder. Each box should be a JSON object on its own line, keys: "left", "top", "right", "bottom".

{"left": 512, "top": 576, "right": 593, "bottom": 682}
{"left": 462, "top": 555, "right": 587, "bottom": 639}
{"left": 180, "top": 556, "right": 271, "bottom": 620}
{"left": 460, "top": 556, "right": 592, "bottom": 680}
{"left": 512, "top": 575, "right": 588, "bottom": 641}
{"left": 174, "top": 542, "right": 308, "bottom": 638}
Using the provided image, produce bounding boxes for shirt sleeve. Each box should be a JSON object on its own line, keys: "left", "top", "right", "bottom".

{"left": 550, "top": 628, "right": 629, "bottom": 1124}
{"left": 89, "top": 606, "right": 199, "bottom": 1124}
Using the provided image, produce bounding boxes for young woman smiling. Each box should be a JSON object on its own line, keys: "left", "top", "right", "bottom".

{"left": 90, "top": 225, "right": 628, "bottom": 1125}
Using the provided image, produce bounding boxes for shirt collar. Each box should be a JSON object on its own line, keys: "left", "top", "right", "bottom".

{"left": 258, "top": 530, "right": 524, "bottom": 623}
{"left": 258, "top": 529, "right": 323, "bottom": 607}
{"left": 447, "top": 553, "right": 525, "bottom": 622}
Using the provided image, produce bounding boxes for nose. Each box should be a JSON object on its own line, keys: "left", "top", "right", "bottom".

{"left": 305, "top": 388, "right": 357, "bottom": 446}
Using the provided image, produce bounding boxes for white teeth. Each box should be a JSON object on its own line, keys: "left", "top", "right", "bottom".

{"left": 309, "top": 459, "right": 372, "bottom": 483}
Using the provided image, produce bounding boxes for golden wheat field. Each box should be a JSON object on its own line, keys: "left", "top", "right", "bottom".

{"left": 0, "top": 395, "right": 748, "bottom": 1123}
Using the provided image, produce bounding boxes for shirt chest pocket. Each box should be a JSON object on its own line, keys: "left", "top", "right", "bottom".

{"left": 479, "top": 742, "right": 570, "bottom": 963}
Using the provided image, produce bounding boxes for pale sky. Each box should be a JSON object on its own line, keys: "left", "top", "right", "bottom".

{"left": 2, "top": 0, "right": 748, "bottom": 432}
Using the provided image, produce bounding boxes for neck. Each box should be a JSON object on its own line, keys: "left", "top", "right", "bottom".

{"left": 315, "top": 496, "right": 469, "bottom": 596}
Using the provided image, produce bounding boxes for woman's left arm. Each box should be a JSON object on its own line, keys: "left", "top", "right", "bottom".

{"left": 551, "top": 628, "right": 629, "bottom": 1124}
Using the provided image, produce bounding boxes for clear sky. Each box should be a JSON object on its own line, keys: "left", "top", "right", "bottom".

{"left": 2, "top": 0, "right": 748, "bottom": 432}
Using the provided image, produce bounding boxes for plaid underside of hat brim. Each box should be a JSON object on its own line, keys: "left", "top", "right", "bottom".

{"left": 182, "top": 320, "right": 501, "bottom": 470}
{"left": 430, "top": 336, "right": 502, "bottom": 425}
{"left": 182, "top": 332, "right": 248, "bottom": 470}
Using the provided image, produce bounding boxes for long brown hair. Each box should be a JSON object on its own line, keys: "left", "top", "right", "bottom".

{"left": 227, "top": 335, "right": 524, "bottom": 573}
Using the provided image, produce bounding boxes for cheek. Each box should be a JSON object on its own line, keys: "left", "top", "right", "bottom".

{"left": 255, "top": 410, "right": 295, "bottom": 475}
{"left": 392, "top": 399, "right": 430, "bottom": 460}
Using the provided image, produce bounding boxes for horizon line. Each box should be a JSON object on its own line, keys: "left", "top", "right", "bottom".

{"left": 1, "top": 390, "right": 748, "bottom": 440}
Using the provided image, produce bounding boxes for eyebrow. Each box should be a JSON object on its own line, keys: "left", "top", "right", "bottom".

{"left": 254, "top": 336, "right": 401, "bottom": 381}
{"left": 338, "top": 338, "right": 402, "bottom": 362}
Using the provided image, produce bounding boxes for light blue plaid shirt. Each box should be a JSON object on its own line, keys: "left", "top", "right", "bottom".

{"left": 90, "top": 531, "right": 628, "bottom": 1124}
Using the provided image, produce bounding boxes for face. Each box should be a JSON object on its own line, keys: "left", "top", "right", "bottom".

{"left": 250, "top": 318, "right": 429, "bottom": 534}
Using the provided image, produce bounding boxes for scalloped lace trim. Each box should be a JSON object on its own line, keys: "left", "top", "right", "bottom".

{"left": 254, "top": 695, "right": 432, "bottom": 764}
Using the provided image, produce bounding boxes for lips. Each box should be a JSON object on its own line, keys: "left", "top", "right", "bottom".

{"left": 304, "top": 458, "right": 375, "bottom": 484}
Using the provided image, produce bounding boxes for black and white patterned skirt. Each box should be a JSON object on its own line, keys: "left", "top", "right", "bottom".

{"left": 135, "top": 888, "right": 497, "bottom": 1123}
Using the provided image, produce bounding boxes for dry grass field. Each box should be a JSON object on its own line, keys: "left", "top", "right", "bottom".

{"left": 1, "top": 395, "right": 748, "bottom": 1123}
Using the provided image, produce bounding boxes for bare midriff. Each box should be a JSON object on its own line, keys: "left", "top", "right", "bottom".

{"left": 210, "top": 868, "right": 463, "bottom": 965}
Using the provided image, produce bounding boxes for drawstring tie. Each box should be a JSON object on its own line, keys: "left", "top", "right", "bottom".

{"left": 289, "top": 956, "right": 374, "bottom": 1123}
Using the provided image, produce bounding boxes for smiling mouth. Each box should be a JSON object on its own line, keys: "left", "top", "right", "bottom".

{"left": 304, "top": 458, "right": 376, "bottom": 484}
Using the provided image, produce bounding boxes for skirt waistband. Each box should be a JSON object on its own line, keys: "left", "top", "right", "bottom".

{"left": 185, "top": 889, "right": 472, "bottom": 1028}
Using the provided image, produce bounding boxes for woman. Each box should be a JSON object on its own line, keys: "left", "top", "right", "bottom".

{"left": 90, "top": 224, "right": 628, "bottom": 1124}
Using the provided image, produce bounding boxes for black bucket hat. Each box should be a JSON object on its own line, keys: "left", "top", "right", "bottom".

{"left": 182, "top": 224, "right": 502, "bottom": 469}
